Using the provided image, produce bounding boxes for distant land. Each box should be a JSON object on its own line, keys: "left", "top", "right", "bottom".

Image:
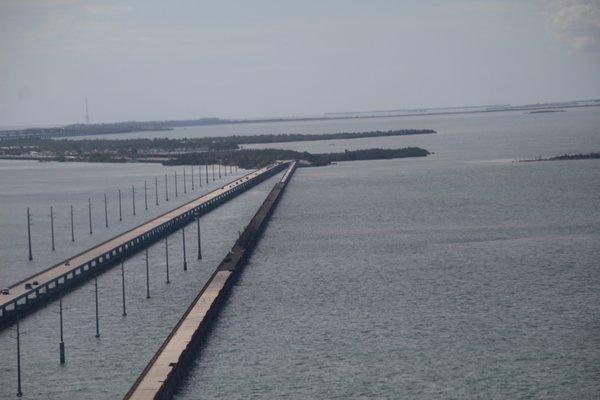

{"left": 0, "top": 143, "right": 431, "bottom": 168}
{"left": 159, "top": 147, "right": 432, "bottom": 168}
{"left": 0, "top": 130, "right": 435, "bottom": 167}
{"left": 519, "top": 152, "right": 600, "bottom": 162}
{"left": 526, "top": 110, "right": 565, "bottom": 114}
{"left": 0, "top": 99, "right": 598, "bottom": 141}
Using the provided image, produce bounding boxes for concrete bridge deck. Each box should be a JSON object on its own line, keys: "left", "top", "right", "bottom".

{"left": 123, "top": 161, "right": 296, "bottom": 400}
{"left": 0, "top": 162, "right": 289, "bottom": 328}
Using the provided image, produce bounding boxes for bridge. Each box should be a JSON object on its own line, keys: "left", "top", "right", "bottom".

{"left": 124, "top": 161, "right": 296, "bottom": 400}
{"left": 0, "top": 161, "right": 289, "bottom": 328}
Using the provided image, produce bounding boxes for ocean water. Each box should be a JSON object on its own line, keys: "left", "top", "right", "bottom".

{"left": 1, "top": 108, "right": 599, "bottom": 399}
{"left": 171, "top": 109, "right": 600, "bottom": 399}
{"left": 174, "top": 158, "right": 600, "bottom": 399}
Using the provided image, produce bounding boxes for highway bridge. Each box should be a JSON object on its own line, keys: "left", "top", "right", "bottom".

{"left": 0, "top": 162, "right": 289, "bottom": 329}
{"left": 124, "top": 161, "right": 296, "bottom": 400}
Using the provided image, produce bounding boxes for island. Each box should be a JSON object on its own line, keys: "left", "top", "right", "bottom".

{"left": 519, "top": 152, "right": 600, "bottom": 162}
{"left": 163, "top": 147, "right": 431, "bottom": 168}
{"left": 0, "top": 129, "right": 434, "bottom": 157}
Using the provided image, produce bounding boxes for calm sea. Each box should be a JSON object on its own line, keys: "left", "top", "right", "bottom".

{"left": 1, "top": 107, "right": 599, "bottom": 399}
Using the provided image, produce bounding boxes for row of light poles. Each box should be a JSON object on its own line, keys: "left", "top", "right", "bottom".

{"left": 25, "top": 164, "right": 237, "bottom": 260}
{"left": 14, "top": 212, "right": 204, "bottom": 397}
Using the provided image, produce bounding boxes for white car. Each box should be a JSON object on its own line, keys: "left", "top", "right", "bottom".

{"left": 1, "top": 288, "right": 9, "bottom": 295}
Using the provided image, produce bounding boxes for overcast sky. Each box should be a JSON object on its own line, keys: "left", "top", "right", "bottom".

{"left": 0, "top": 0, "right": 599, "bottom": 126}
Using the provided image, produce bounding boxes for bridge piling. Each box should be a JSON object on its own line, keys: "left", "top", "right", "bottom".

{"left": 144, "top": 180, "right": 148, "bottom": 211}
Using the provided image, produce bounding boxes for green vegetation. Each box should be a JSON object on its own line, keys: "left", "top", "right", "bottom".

{"left": 0, "top": 129, "right": 435, "bottom": 155}
{"left": 164, "top": 147, "right": 431, "bottom": 169}
{"left": 215, "top": 129, "right": 435, "bottom": 147}
{"left": 520, "top": 152, "right": 600, "bottom": 162}
{"left": 0, "top": 130, "right": 433, "bottom": 168}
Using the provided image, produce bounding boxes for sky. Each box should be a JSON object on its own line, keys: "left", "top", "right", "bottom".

{"left": 0, "top": 0, "right": 599, "bottom": 126}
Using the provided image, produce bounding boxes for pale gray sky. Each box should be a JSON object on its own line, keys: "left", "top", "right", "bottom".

{"left": 0, "top": 0, "right": 599, "bottom": 126}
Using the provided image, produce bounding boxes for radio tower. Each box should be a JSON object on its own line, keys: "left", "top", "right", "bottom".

{"left": 85, "top": 97, "right": 90, "bottom": 124}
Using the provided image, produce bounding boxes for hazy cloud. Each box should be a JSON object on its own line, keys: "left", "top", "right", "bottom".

{"left": 0, "top": 1, "right": 599, "bottom": 125}
{"left": 80, "top": 4, "right": 131, "bottom": 15}
{"left": 544, "top": 0, "right": 600, "bottom": 51}
{"left": 437, "top": 1, "right": 523, "bottom": 13}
